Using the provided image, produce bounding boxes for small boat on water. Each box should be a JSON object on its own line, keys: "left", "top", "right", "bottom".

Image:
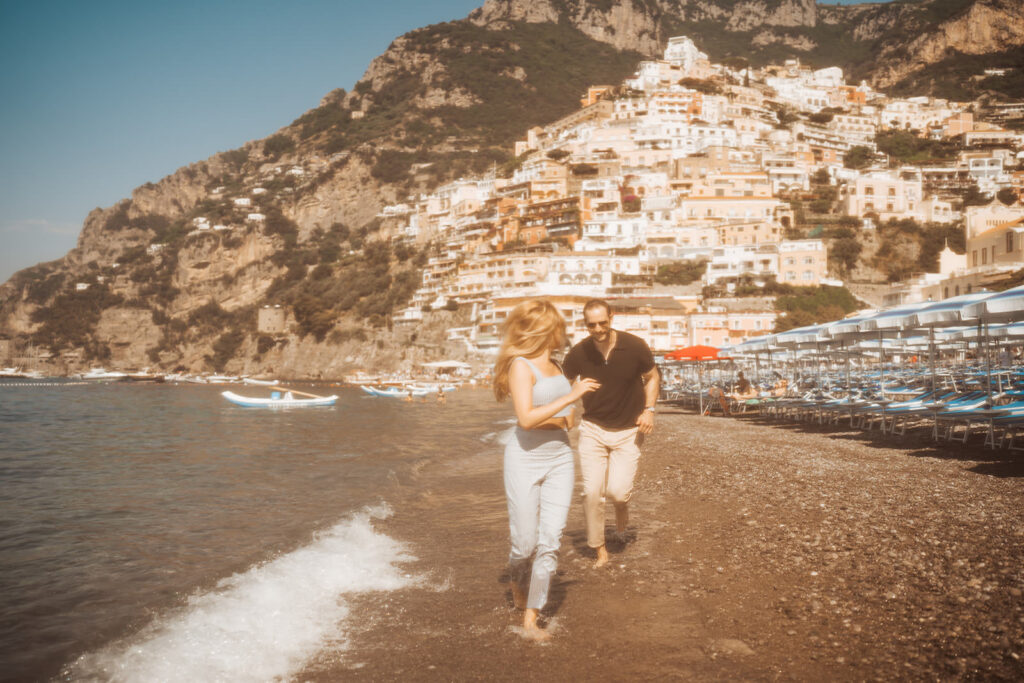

{"left": 221, "top": 390, "right": 337, "bottom": 408}
{"left": 125, "top": 371, "right": 165, "bottom": 383}
{"left": 242, "top": 377, "right": 280, "bottom": 386}
{"left": 344, "top": 371, "right": 381, "bottom": 385}
{"left": 407, "top": 383, "right": 458, "bottom": 394}
{"left": 206, "top": 374, "right": 241, "bottom": 384}
{"left": 80, "top": 368, "right": 128, "bottom": 380}
{"left": 360, "top": 385, "right": 429, "bottom": 398}
{"left": 1, "top": 367, "right": 43, "bottom": 379}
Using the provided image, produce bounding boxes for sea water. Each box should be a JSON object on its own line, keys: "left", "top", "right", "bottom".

{"left": 0, "top": 381, "right": 507, "bottom": 681}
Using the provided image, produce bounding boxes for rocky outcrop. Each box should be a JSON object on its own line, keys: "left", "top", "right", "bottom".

{"left": 751, "top": 29, "right": 817, "bottom": 51}
{"left": 725, "top": 0, "right": 818, "bottom": 31}
{"left": 872, "top": 0, "right": 1024, "bottom": 87}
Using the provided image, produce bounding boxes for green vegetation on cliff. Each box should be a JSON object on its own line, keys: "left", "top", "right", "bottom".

{"left": 873, "top": 219, "right": 965, "bottom": 282}
{"left": 774, "top": 285, "right": 861, "bottom": 332}
{"left": 289, "top": 20, "right": 644, "bottom": 190}
{"left": 30, "top": 284, "right": 123, "bottom": 352}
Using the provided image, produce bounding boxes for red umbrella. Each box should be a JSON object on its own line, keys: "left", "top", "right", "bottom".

{"left": 663, "top": 344, "right": 723, "bottom": 361}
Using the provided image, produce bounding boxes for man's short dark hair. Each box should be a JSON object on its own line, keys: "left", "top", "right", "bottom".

{"left": 583, "top": 299, "right": 611, "bottom": 316}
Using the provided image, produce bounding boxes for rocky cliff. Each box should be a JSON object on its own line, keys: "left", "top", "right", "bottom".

{"left": 2, "top": 0, "right": 1021, "bottom": 377}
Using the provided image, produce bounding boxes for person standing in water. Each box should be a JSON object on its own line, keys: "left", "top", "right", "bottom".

{"left": 563, "top": 299, "right": 659, "bottom": 568}
{"left": 493, "top": 300, "right": 599, "bottom": 641}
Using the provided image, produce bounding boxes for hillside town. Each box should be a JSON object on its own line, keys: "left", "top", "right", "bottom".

{"left": 365, "top": 36, "right": 1024, "bottom": 355}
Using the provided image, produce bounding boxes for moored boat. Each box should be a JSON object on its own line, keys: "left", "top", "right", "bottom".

{"left": 242, "top": 377, "right": 280, "bottom": 386}
{"left": 79, "top": 368, "right": 128, "bottom": 380}
{"left": 361, "top": 385, "right": 430, "bottom": 398}
{"left": 221, "top": 390, "right": 337, "bottom": 408}
{"left": 125, "top": 371, "right": 165, "bottom": 383}
{"left": 206, "top": 374, "right": 241, "bottom": 384}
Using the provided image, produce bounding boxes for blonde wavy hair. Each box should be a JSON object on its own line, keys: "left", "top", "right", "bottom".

{"left": 493, "top": 299, "right": 567, "bottom": 401}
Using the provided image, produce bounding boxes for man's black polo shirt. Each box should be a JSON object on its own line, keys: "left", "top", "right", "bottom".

{"left": 562, "top": 330, "right": 655, "bottom": 430}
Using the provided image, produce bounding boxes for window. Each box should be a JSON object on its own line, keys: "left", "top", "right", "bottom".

{"left": 982, "top": 248, "right": 987, "bottom": 265}
{"left": 1008, "top": 232, "right": 1015, "bottom": 253}
{"left": 973, "top": 250, "right": 978, "bottom": 267}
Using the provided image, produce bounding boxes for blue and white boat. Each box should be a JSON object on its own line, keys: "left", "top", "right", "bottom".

{"left": 360, "top": 385, "right": 430, "bottom": 398}
{"left": 221, "top": 390, "right": 337, "bottom": 408}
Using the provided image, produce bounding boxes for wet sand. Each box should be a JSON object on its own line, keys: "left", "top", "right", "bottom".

{"left": 303, "top": 408, "right": 1024, "bottom": 681}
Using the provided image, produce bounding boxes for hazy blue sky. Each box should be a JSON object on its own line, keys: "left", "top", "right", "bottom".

{"left": 0, "top": 0, "right": 884, "bottom": 282}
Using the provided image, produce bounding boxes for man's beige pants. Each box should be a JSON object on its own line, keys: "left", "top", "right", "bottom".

{"left": 578, "top": 420, "right": 643, "bottom": 548}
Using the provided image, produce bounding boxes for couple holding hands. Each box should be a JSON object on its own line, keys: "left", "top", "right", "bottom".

{"left": 492, "top": 298, "right": 660, "bottom": 641}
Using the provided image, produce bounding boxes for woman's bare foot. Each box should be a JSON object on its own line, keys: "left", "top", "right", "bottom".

{"left": 594, "top": 544, "right": 610, "bottom": 568}
{"left": 522, "top": 608, "right": 551, "bottom": 642}
{"left": 509, "top": 580, "right": 526, "bottom": 610}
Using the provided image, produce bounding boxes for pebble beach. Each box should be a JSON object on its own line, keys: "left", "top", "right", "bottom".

{"left": 304, "top": 407, "right": 1024, "bottom": 681}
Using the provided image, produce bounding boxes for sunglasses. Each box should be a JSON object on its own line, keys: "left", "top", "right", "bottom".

{"left": 585, "top": 320, "right": 610, "bottom": 329}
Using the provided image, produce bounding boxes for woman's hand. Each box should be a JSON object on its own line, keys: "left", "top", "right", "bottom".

{"left": 570, "top": 377, "right": 600, "bottom": 400}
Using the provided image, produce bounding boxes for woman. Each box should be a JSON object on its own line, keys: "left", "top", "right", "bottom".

{"left": 493, "top": 300, "right": 599, "bottom": 642}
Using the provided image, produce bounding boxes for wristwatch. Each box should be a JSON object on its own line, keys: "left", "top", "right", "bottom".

{"left": 645, "top": 406, "right": 656, "bottom": 413}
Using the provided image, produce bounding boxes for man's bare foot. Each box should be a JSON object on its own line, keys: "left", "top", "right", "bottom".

{"left": 594, "top": 544, "right": 610, "bottom": 568}
{"left": 522, "top": 608, "right": 551, "bottom": 642}
{"left": 509, "top": 580, "right": 526, "bottom": 610}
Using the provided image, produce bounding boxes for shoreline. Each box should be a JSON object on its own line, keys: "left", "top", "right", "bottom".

{"left": 303, "top": 408, "right": 1024, "bottom": 680}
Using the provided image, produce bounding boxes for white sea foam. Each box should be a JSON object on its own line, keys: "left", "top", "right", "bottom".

{"left": 64, "top": 505, "right": 417, "bottom": 682}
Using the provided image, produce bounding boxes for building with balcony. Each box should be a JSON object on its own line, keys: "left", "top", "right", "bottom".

{"left": 841, "top": 170, "right": 922, "bottom": 221}
{"left": 777, "top": 240, "right": 828, "bottom": 285}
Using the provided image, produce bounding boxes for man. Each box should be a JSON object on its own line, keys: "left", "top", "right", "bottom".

{"left": 563, "top": 299, "right": 659, "bottom": 568}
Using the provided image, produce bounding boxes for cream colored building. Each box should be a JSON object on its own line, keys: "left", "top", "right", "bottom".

{"left": 645, "top": 221, "right": 720, "bottom": 260}
{"left": 778, "top": 240, "right": 829, "bottom": 285}
{"left": 455, "top": 251, "right": 551, "bottom": 299}
{"left": 678, "top": 195, "right": 784, "bottom": 223}
{"left": 842, "top": 170, "right": 922, "bottom": 221}
{"left": 716, "top": 220, "right": 783, "bottom": 246}
{"left": 965, "top": 201, "right": 1024, "bottom": 239}
{"left": 966, "top": 216, "right": 1024, "bottom": 270}
{"left": 540, "top": 252, "right": 643, "bottom": 293}
{"left": 688, "top": 308, "right": 777, "bottom": 347}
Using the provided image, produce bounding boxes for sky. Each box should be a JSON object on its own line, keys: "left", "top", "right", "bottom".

{"left": 0, "top": 0, "right": 482, "bottom": 282}
{"left": 0, "top": 0, "right": 884, "bottom": 283}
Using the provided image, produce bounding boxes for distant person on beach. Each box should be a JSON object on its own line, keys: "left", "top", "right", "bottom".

{"left": 729, "top": 371, "right": 757, "bottom": 401}
{"left": 437, "top": 387, "right": 446, "bottom": 404}
{"left": 493, "top": 300, "right": 599, "bottom": 642}
{"left": 563, "top": 299, "right": 659, "bottom": 569}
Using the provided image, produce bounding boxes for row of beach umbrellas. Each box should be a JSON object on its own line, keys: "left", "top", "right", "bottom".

{"left": 722, "top": 285, "right": 1024, "bottom": 400}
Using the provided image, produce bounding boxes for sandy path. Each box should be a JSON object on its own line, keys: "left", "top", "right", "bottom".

{"left": 302, "top": 409, "right": 1024, "bottom": 681}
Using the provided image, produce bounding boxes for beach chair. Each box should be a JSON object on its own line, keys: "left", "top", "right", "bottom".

{"left": 883, "top": 391, "right": 987, "bottom": 437}
{"left": 934, "top": 399, "right": 1024, "bottom": 448}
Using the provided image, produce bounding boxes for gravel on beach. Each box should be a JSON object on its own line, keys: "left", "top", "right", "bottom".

{"left": 303, "top": 408, "right": 1024, "bottom": 681}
